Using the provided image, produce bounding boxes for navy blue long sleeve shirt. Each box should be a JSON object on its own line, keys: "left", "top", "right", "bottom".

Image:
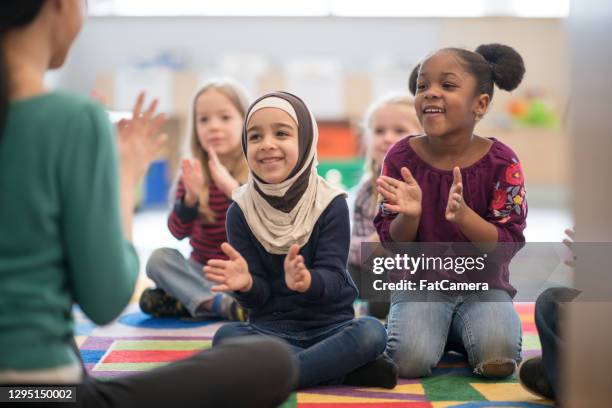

{"left": 227, "top": 196, "right": 358, "bottom": 332}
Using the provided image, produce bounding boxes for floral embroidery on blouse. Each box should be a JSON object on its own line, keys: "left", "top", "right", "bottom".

{"left": 491, "top": 159, "right": 526, "bottom": 224}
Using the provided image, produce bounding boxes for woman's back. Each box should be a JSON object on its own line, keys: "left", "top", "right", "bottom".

{"left": 0, "top": 91, "right": 138, "bottom": 371}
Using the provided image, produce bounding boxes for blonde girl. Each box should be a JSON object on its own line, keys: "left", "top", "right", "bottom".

{"left": 140, "top": 79, "right": 250, "bottom": 321}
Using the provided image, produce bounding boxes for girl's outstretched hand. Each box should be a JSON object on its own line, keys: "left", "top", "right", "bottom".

{"left": 181, "top": 158, "right": 204, "bottom": 207}
{"left": 207, "top": 147, "right": 239, "bottom": 198}
{"left": 284, "top": 244, "right": 312, "bottom": 293}
{"left": 204, "top": 243, "right": 253, "bottom": 293}
{"left": 117, "top": 92, "right": 167, "bottom": 187}
{"left": 445, "top": 167, "right": 467, "bottom": 223}
{"left": 376, "top": 167, "right": 422, "bottom": 217}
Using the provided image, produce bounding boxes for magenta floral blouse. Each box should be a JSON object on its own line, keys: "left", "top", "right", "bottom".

{"left": 373, "top": 136, "right": 527, "bottom": 296}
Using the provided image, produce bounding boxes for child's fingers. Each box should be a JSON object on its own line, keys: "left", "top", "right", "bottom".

{"left": 203, "top": 265, "right": 226, "bottom": 276}
{"left": 220, "top": 242, "right": 241, "bottom": 261}
{"left": 288, "top": 244, "right": 300, "bottom": 260}
{"left": 206, "top": 259, "right": 228, "bottom": 268}
{"left": 193, "top": 159, "right": 203, "bottom": 176}
{"left": 383, "top": 203, "right": 401, "bottom": 213}
{"left": 455, "top": 182, "right": 463, "bottom": 197}
{"left": 377, "top": 176, "right": 402, "bottom": 190}
{"left": 565, "top": 228, "right": 576, "bottom": 241}
{"left": 143, "top": 98, "right": 159, "bottom": 122}
{"left": 453, "top": 167, "right": 462, "bottom": 186}
{"left": 376, "top": 186, "right": 397, "bottom": 202}
{"left": 211, "top": 284, "right": 230, "bottom": 293}
{"left": 204, "top": 272, "right": 226, "bottom": 284}
{"left": 182, "top": 159, "right": 192, "bottom": 174}
{"left": 400, "top": 167, "right": 416, "bottom": 185}
{"left": 290, "top": 256, "right": 301, "bottom": 269}
{"left": 376, "top": 181, "right": 397, "bottom": 196}
{"left": 208, "top": 146, "right": 220, "bottom": 165}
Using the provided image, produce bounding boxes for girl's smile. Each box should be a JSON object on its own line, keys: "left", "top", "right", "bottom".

{"left": 246, "top": 107, "right": 299, "bottom": 184}
{"left": 414, "top": 51, "right": 486, "bottom": 139}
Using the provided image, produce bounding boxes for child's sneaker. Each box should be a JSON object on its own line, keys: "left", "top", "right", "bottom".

{"left": 212, "top": 294, "right": 248, "bottom": 322}
{"left": 139, "top": 288, "right": 190, "bottom": 318}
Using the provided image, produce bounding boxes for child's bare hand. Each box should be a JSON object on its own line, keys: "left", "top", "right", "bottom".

{"left": 181, "top": 158, "right": 204, "bottom": 207}
{"left": 563, "top": 227, "right": 576, "bottom": 267}
{"left": 376, "top": 167, "right": 422, "bottom": 217}
{"left": 445, "top": 167, "right": 467, "bottom": 223}
{"left": 117, "top": 92, "right": 167, "bottom": 187}
{"left": 204, "top": 243, "right": 253, "bottom": 293}
{"left": 207, "top": 147, "right": 239, "bottom": 198}
{"left": 284, "top": 244, "right": 312, "bottom": 293}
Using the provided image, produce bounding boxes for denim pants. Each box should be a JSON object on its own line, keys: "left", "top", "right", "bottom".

{"left": 145, "top": 247, "right": 215, "bottom": 317}
{"left": 213, "top": 316, "right": 387, "bottom": 389}
{"left": 386, "top": 289, "right": 522, "bottom": 378}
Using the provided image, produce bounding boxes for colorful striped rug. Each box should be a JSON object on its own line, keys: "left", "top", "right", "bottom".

{"left": 75, "top": 303, "right": 552, "bottom": 407}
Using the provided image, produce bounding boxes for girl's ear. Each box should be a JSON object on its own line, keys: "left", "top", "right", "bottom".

{"left": 473, "top": 93, "right": 490, "bottom": 121}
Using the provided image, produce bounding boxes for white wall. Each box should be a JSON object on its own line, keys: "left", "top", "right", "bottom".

{"left": 58, "top": 17, "right": 439, "bottom": 93}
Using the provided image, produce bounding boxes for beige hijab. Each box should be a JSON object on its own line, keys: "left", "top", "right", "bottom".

{"left": 232, "top": 92, "right": 346, "bottom": 254}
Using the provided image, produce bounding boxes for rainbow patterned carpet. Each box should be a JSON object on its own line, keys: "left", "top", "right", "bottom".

{"left": 74, "top": 303, "right": 552, "bottom": 407}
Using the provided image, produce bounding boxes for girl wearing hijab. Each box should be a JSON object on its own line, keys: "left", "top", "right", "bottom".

{"left": 205, "top": 91, "right": 398, "bottom": 389}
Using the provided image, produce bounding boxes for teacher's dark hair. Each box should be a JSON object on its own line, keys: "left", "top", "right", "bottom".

{"left": 0, "top": 1, "right": 45, "bottom": 139}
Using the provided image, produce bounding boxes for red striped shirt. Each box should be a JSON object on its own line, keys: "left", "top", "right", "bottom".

{"left": 167, "top": 179, "right": 231, "bottom": 265}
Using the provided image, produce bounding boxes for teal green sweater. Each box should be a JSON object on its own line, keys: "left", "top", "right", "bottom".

{"left": 0, "top": 92, "right": 138, "bottom": 370}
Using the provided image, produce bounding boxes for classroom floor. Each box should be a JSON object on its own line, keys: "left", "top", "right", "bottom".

{"left": 76, "top": 204, "right": 568, "bottom": 407}
{"left": 74, "top": 300, "right": 551, "bottom": 407}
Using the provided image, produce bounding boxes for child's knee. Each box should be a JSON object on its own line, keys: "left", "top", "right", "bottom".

{"left": 470, "top": 333, "right": 521, "bottom": 374}
{"left": 387, "top": 338, "right": 440, "bottom": 378}
{"left": 145, "top": 248, "right": 174, "bottom": 280}
{"left": 212, "top": 323, "right": 251, "bottom": 346}
{"left": 393, "top": 351, "right": 438, "bottom": 378}
{"left": 355, "top": 317, "right": 387, "bottom": 357}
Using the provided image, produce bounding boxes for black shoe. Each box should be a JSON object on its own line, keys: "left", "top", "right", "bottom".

{"left": 343, "top": 355, "right": 399, "bottom": 389}
{"left": 139, "top": 288, "right": 190, "bottom": 318}
{"left": 518, "top": 356, "right": 555, "bottom": 400}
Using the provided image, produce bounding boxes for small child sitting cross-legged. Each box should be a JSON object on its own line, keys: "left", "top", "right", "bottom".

{"left": 206, "top": 91, "right": 398, "bottom": 390}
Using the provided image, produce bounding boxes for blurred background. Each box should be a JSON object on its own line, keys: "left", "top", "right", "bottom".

{"left": 46, "top": 0, "right": 573, "bottom": 269}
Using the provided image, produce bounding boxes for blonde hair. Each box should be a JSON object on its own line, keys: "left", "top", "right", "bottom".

{"left": 188, "top": 78, "right": 250, "bottom": 222}
{"left": 361, "top": 92, "right": 419, "bottom": 211}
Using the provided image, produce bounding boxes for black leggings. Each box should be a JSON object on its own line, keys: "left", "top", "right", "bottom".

{"left": 5, "top": 337, "right": 297, "bottom": 408}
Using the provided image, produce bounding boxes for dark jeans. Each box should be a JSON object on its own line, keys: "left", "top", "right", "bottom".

{"left": 4, "top": 337, "right": 296, "bottom": 408}
{"left": 213, "top": 316, "right": 387, "bottom": 389}
{"left": 535, "top": 287, "right": 581, "bottom": 398}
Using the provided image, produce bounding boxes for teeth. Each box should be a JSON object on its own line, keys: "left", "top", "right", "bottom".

{"left": 261, "top": 158, "right": 281, "bottom": 163}
{"left": 424, "top": 108, "right": 444, "bottom": 113}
